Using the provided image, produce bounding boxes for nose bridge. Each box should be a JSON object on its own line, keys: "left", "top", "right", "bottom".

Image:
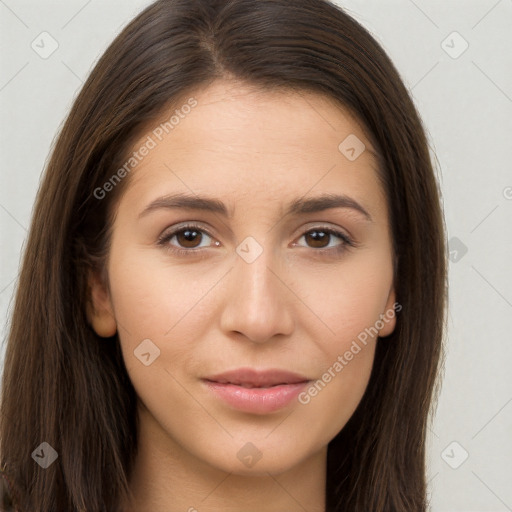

{"left": 235, "top": 234, "right": 281, "bottom": 314}
{"left": 220, "top": 234, "right": 294, "bottom": 343}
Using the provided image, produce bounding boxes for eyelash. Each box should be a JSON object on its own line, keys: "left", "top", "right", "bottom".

{"left": 157, "top": 223, "right": 355, "bottom": 259}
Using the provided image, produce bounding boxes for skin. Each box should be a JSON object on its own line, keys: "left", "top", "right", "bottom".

{"left": 88, "top": 79, "right": 396, "bottom": 512}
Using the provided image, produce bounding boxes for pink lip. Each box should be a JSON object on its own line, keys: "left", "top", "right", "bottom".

{"left": 202, "top": 367, "right": 311, "bottom": 414}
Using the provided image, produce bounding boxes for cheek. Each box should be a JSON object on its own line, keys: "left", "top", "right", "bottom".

{"left": 293, "top": 252, "right": 393, "bottom": 344}
{"left": 289, "top": 257, "right": 390, "bottom": 434}
{"left": 107, "top": 249, "right": 214, "bottom": 340}
{"left": 106, "top": 248, "right": 226, "bottom": 399}
{"left": 294, "top": 326, "right": 378, "bottom": 451}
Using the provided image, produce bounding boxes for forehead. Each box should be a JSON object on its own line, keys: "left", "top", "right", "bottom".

{"left": 120, "top": 80, "right": 386, "bottom": 218}
{"left": 159, "top": 80, "right": 377, "bottom": 157}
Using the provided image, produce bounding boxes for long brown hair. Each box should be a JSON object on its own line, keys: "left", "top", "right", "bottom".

{"left": 0, "top": 0, "right": 447, "bottom": 510}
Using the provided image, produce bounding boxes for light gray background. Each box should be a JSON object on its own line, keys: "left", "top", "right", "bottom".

{"left": 1, "top": 1, "right": 511, "bottom": 510}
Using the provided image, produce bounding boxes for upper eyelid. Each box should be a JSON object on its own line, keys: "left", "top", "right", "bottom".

{"left": 159, "top": 223, "right": 215, "bottom": 240}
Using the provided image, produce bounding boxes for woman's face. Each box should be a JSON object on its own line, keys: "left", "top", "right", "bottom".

{"left": 89, "top": 79, "right": 396, "bottom": 476}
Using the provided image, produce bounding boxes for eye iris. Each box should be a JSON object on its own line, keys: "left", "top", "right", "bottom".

{"left": 306, "top": 230, "right": 329, "bottom": 248}
{"left": 177, "top": 229, "right": 202, "bottom": 248}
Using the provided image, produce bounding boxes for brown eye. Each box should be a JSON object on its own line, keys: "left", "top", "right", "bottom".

{"left": 304, "top": 230, "right": 331, "bottom": 248}
{"left": 175, "top": 228, "right": 203, "bottom": 248}
{"left": 298, "top": 228, "right": 351, "bottom": 251}
{"left": 158, "top": 224, "right": 217, "bottom": 253}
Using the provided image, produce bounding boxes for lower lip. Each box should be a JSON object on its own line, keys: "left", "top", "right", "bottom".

{"left": 203, "top": 380, "right": 310, "bottom": 414}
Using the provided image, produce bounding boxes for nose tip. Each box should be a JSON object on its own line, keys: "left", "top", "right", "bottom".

{"left": 219, "top": 244, "right": 295, "bottom": 343}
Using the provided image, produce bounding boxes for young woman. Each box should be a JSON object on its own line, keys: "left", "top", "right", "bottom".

{"left": 0, "top": 0, "right": 447, "bottom": 510}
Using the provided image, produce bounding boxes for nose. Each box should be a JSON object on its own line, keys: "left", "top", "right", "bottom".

{"left": 219, "top": 241, "right": 295, "bottom": 344}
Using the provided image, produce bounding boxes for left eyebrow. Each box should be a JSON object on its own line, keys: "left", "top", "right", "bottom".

{"left": 287, "top": 193, "right": 372, "bottom": 221}
{"left": 138, "top": 192, "right": 373, "bottom": 222}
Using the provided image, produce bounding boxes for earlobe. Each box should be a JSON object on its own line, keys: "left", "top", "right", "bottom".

{"left": 86, "top": 270, "right": 117, "bottom": 338}
{"left": 378, "top": 287, "right": 398, "bottom": 338}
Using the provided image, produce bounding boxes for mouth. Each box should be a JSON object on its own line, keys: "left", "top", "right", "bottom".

{"left": 202, "top": 367, "right": 311, "bottom": 414}
{"left": 203, "top": 367, "right": 310, "bottom": 387}
{"left": 204, "top": 381, "right": 298, "bottom": 388}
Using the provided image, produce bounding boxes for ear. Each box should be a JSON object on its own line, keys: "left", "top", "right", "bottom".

{"left": 378, "top": 286, "right": 398, "bottom": 338}
{"left": 86, "top": 269, "right": 117, "bottom": 338}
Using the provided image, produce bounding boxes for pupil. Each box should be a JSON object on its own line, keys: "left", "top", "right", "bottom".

{"left": 180, "top": 229, "right": 200, "bottom": 247}
{"left": 308, "top": 230, "right": 328, "bottom": 248}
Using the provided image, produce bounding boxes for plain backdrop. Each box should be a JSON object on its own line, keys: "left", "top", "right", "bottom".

{"left": 1, "top": 1, "right": 511, "bottom": 510}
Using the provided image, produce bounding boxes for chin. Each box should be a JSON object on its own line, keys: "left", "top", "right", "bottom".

{"left": 201, "top": 437, "right": 318, "bottom": 477}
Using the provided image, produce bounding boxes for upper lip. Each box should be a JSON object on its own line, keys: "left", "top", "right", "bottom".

{"left": 203, "top": 367, "right": 310, "bottom": 387}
